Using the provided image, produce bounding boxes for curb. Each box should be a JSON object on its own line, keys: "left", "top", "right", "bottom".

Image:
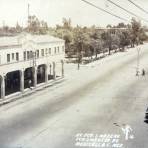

{"left": 0, "top": 77, "right": 66, "bottom": 107}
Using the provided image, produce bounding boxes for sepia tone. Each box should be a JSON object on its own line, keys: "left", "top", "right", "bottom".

{"left": 0, "top": 0, "right": 148, "bottom": 148}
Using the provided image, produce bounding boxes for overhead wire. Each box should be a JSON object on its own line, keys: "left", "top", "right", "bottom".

{"left": 107, "top": 0, "right": 148, "bottom": 23}
{"left": 127, "top": 0, "right": 148, "bottom": 15}
{"left": 80, "top": 0, "right": 128, "bottom": 22}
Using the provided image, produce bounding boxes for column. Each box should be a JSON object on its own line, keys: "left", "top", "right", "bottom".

{"left": 45, "top": 65, "right": 48, "bottom": 83}
{"left": 53, "top": 62, "right": 56, "bottom": 80}
{"left": 61, "top": 60, "right": 64, "bottom": 77}
{"left": 1, "top": 75, "right": 5, "bottom": 99}
{"left": 33, "top": 67, "right": 37, "bottom": 87}
{"left": 49, "top": 64, "right": 52, "bottom": 75}
{"left": 20, "top": 70, "right": 24, "bottom": 93}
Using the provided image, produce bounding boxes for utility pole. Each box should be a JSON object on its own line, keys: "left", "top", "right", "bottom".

{"left": 77, "top": 48, "right": 80, "bottom": 70}
{"left": 33, "top": 51, "right": 36, "bottom": 67}
{"left": 136, "top": 47, "right": 141, "bottom": 76}
{"left": 28, "top": 3, "right": 30, "bottom": 32}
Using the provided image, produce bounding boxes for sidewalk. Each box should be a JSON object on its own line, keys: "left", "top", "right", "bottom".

{"left": 0, "top": 77, "right": 65, "bottom": 106}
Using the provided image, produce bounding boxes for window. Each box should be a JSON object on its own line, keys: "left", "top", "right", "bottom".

{"left": 36, "top": 50, "right": 39, "bottom": 58}
{"left": 16, "top": 52, "right": 19, "bottom": 61}
{"left": 24, "top": 51, "right": 26, "bottom": 60}
{"left": 7, "top": 54, "right": 10, "bottom": 62}
{"left": 30, "top": 51, "right": 33, "bottom": 59}
{"left": 46, "top": 48, "right": 48, "bottom": 56}
{"left": 54, "top": 47, "right": 56, "bottom": 54}
{"left": 27, "top": 51, "right": 30, "bottom": 59}
{"left": 49, "top": 48, "right": 51, "bottom": 54}
{"left": 12, "top": 53, "right": 14, "bottom": 60}
{"left": 57, "top": 47, "right": 60, "bottom": 53}
{"left": 62, "top": 46, "right": 65, "bottom": 52}
{"left": 41, "top": 49, "right": 44, "bottom": 56}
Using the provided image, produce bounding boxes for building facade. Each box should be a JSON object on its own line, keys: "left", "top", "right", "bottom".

{"left": 0, "top": 33, "right": 65, "bottom": 99}
{"left": 96, "top": 27, "right": 128, "bottom": 34}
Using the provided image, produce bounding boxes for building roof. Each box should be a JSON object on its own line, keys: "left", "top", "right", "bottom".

{"left": 96, "top": 27, "right": 127, "bottom": 30}
{"left": 0, "top": 36, "right": 19, "bottom": 47}
{"left": 0, "top": 33, "right": 64, "bottom": 48}
{"left": 32, "top": 35, "right": 64, "bottom": 44}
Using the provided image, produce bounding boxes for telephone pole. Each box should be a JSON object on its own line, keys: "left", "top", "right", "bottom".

{"left": 27, "top": 3, "right": 30, "bottom": 31}
{"left": 136, "top": 47, "right": 141, "bottom": 76}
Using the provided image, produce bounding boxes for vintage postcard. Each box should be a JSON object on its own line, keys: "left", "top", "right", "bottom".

{"left": 0, "top": 0, "right": 148, "bottom": 148}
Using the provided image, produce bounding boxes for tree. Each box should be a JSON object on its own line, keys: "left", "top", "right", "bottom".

{"left": 89, "top": 31, "right": 103, "bottom": 58}
{"left": 27, "top": 15, "right": 48, "bottom": 34}
{"left": 116, "top": 22, "right": 126, "bottom": 28}
{"left": 62, "top": 18, "right": 72, "bottom": 30}
{"left": 130, "top": 18, "right": 141, "bottom": 47}
{"left": 106, "top": 24, "right": 112, "bottom": 28}
{"left": 117, "top": 30, "right": 130, "bottom": 51}
{"left": 39, "top": 20, "right": 48, "bottom": 34}
{"left": 101, "top": 31, "right": 113, "bottom": 55}
{"left": 73, "top": 27, "right": 90, "bottom": 63}
{"left": 111, "top": 33, "right": 120, "bottom": 51}
{"left": 138, "top": 27, "right": 147, "bottom": 44}
{"left": 90, "top": 38, "right": 103, "bottom": 59}
{"left": 63, "top": 30, "right": 73, "bottom": 55}
{"left": 16, "top": 22, "right": 22, "bottom": 33}
{"left": 28, "top": 15, "right": 40, "bottom": 33}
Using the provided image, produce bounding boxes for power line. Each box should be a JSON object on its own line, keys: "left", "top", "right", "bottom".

{"left": 127, "top": 0, "right": 148, "bottom": 15}
{"left": 80, "top": 0, "right": 128, "bottom": 22}
{"left": 107, "top": 0, "right": 148, "bottom": 23}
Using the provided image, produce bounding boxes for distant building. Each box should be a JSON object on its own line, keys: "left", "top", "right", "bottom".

{"left": 96, "top": 27, "right": 128, "bottom": 34}
{"left": 0, "top": 33, "right": 65, "bottom": 99}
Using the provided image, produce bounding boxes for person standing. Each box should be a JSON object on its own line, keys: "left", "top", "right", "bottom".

{"left": 28, "top": 79, "right": 32, "bottom": 89}
{"left": 142, "top": 69, "right": 146, "bottom": 76}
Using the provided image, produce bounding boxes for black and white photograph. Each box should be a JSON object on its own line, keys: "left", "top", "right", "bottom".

{"left": 0, "top": 0, "right": 148, "bottom": 148}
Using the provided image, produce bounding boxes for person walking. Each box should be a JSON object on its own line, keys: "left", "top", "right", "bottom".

{"left": 28, "top": 79, "right": 32, "bottom": 90}
{"left": 142, "top": 69, "right": 146, "bottom": 76}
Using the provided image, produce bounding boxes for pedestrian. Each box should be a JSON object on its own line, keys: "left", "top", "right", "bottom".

{"left": 28, "top": 79, "right": 32, "bottom": 90}
{"left": 136, "top": 70, "right": 139, "bottom": 76}
{"left": 142, "top": 69, "right": 146, "bottom": 76}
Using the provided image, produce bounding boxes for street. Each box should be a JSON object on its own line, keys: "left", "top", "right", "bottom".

{"left": 0, "top": 44, "right": 148, "bottom": 148}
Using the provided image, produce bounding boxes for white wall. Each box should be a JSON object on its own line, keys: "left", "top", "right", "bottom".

{"left": 0, "top": 39, "right": 65, "bottom": 75}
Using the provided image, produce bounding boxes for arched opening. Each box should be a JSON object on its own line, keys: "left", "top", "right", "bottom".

{"left": 24, "top": 67, "right": 34, "bottom": 89}
{"left": 48, "top": 63, "right": 54, "bottom": 80}
{"left": 5, "top": 71, "right": 20, "bottom": 96}
{"left": 37, "top": 64, "right": 46, "bottom": 84}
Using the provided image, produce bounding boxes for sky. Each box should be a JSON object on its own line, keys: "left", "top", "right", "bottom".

{"left": 0, "top": 0, "right": 148, "bottom": 27}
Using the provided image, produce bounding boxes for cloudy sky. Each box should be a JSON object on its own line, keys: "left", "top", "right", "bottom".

{"left": 0, "top": 0, "right": 148, "bottom": 27}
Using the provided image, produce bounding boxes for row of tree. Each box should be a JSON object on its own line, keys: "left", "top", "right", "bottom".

{"left": 0, "top": 15, "right": 48, "bottom": 36}
{"left": 51, "top": 18, "right": 147, "bottom": 60}
{"left": 0, "top": 16, "right": 147, "bottom": 61}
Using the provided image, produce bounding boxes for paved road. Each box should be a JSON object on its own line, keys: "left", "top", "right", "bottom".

{"left": 0, "top": 45, "right": 148, "bottom": 148}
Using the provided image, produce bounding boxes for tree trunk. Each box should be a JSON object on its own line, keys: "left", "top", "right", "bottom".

{"left": 109, "top": 46, "right": 111, "bottom": 55}
{"left": 95, "top": 49, "right": 97, "bottom": 59}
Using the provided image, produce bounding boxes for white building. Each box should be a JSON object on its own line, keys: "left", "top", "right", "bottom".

{"left": 0, "top": 33, "right": 65, "bottom": 99}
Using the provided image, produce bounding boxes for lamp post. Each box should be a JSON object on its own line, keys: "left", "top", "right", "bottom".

{"left": 32, "top": 51, "right": 37, "bottom": 67}
{"left": 77, "top": 48, "right": 80, "bottom": 70}
{"left": 61, "top": 60, "right": 64, "bottom": 77}
{"left": 32, "top": 49, "right": 37, "bottom": 87}
{"left": 50, "top": 64, "right": 52, "bottom": 75}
